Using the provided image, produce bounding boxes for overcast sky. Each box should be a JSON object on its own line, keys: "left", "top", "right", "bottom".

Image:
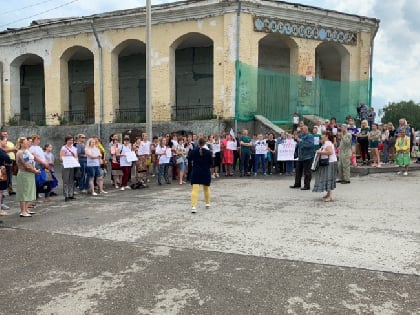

{"left": 1, "top": 0, "right": 419, "bottom": 111}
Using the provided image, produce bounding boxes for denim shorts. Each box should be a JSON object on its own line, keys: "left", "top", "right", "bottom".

{"left": 178, "top": 161, "right": 187, "bottom": 172}
{"left": 87, "top": 166, "right": 102, "bottom": 178}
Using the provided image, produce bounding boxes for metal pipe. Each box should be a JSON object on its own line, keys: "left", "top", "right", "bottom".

{"left": 146, "top": 0, "right": 153, "bottom": 139}
{"left": 368, "top": 21, "right": 379, "bottom": 107}
{"left": 91, "top": 20, "right": 103, "bottom": 138}
{"left": 234, "top": 0, "right": 241, "bottom": 134}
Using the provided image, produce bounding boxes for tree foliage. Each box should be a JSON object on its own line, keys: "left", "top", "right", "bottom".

{"left": 380, "top": 100, "right": 420, "bottom": 130}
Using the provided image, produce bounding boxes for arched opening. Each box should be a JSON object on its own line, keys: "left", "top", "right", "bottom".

{"left": 61, "top": 46, "right": 94, "bottom": 124}
{"left": 113, "top": 39, "right": 146, "bottom": 123}
{"left": 257, "top": 34, "right": 298, "bottom": 122}
{"left": 10, "top": 54, "right": 45, "bottom": 125}
{"left": 315, "top": 42, "right": 350, "bottom": 120}
{"left": 171, "top": 33, "right": 214, "bottom": 121}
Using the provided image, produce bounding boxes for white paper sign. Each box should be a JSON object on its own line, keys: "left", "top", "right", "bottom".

{"left": 62, "top": 156, "right": 80, "bottom": 168}
{"left": 277, "top": 140, "right": 296, "bottom": 161}
{"left": 212, "top": 143, "right": 221, "bottom": 153}
{"left": 138, "top": 144, "right": 150, "bottom": 155}
{"left": 226, "top": 141, "right": 237, "bottom": 151}
{"left": 311, "top": 152, "right": 320, "bottom": 171}
{"left": 255, "top": 141, "right": 267, "bottom": 155}
{"left": 125, "top": 151, "right": 138, "bottom": 162}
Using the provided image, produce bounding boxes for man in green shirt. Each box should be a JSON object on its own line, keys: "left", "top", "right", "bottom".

{"left": 239, "top": 129, "right": 252, "bottom": 176}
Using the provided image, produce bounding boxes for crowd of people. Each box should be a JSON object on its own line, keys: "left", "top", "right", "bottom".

{"left": 0, "top": 113, "right": 417, "bottom": 218}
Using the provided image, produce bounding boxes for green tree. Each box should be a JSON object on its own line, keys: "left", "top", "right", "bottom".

{"left": 380, "top": 100, "right": 420, "bottom": 130}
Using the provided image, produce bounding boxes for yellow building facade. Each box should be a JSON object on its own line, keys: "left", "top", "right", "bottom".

{"left": 0, "top": 0, "right": 379, "bottom": 127}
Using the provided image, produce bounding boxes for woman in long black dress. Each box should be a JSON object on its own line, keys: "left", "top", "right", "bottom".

{"left": 190, "top": 137, "right": 213, "bottom": 213}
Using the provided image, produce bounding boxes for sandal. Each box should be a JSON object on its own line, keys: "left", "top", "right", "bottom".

{"left": 0, "top": 210, "right": 9, "bottom": 216}
{"left": 324, "top": 197, "right": 333, "bottom": 202}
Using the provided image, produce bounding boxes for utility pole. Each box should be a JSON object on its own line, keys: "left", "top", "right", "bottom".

{"left": 146, "top": 0, "right": 152, "bottom": 138}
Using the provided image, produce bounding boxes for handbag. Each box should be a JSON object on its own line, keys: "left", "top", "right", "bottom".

{"left": 11, "top": 161, "right": 18, "bottom": 176}
{"left": 0, "top": 166, "right": 7, "bottom": 182}
{"left": 176, "top": 156, "right": 184, "bottom": 164}
{"left": 45, "top": 169, "right": 53, "bottom": 181}
{"left": 73, "top": 167, "right": 82, "bottom": 179}
{"left": 319, "top": 157, "right": 329, "bottom": 167}
{"left": 111, "top": 162, "right": 121, "bottom": 170}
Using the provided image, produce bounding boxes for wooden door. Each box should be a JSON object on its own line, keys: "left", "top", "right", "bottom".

{"left": 84, "top": 84, "right": 94, "bottom": 120}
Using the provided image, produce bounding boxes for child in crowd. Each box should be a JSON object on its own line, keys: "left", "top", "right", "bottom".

{"left": 43, "top": 144, "right": 58, "bottom": 196}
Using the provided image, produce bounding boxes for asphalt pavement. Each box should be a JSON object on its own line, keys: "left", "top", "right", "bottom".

{"left": 0, "top": 167, "right": 419, "bottom": 314}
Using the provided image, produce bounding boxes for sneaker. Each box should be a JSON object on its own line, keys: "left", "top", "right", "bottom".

{"left": 1, "top": 204, "right": 10, "bottom": 210}
{"left": 100, "top": 191, "right": 108, "bottom": 194}
{"left": 205, "top": 204, "right": 211, "bottom": 209}
{"left": 397, "top": 171, "right": 401, "bottom": 175}
{"left": 212, "top": 174, "right": 216, "bottom": 179}
{"left": 92, "top": 192, "right": 98, "bottom": 196}
{"left": 403, "top": 171, "right": 408, "bottom": 176}
{"left": 263, "top": 173, "right": 267, "bottom": 176}
{"left": 73, "top": 191, "right": 79, "bottom": 195}
{"left": 191, "top": 206, "right": 197, "bottom": 213}
{"left": 125, "top": 186, "right": 131, "bottom": 189}
{"left": 120, "top": 187, "right": 125, "bottom": 191}
{"left": 254, "top": 173, "right": 257, "bottom": 176}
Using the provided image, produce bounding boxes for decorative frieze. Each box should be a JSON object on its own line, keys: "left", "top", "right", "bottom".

{"left": 254, "top": 16, "right": 357, "bottom": 45}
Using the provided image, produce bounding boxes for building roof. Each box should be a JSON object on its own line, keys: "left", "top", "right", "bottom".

{"left": 0, "top": 0, "right": 379, "bottom": 43}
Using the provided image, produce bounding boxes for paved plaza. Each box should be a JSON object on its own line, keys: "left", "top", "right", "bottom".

{"left": 0, "top": 170, "right": 419, "bottom": 314}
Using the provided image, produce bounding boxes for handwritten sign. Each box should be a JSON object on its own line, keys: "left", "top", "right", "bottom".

{"left": 277, "top": 140, "right": 296, "bottom": 161}
{"left": 212, "top": 143, "right": 221, "bottom": 153}
{"left": 255, "top": 141, "right": 267, "bottom": 155}
{"left": 226, "top": 141, "right": 237, "bottom": 151}
{"left": 137, "top": 144, "right": 150, "bottom": 155}
{"left": 62, "top": 156, "right": 80, "bottom": 168}
{"left": 125, "top": 151, "right": 138, "bottom": 162}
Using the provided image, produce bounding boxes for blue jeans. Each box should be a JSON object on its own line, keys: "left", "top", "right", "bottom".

{"left": 253, "top": 154, "right": 266, "bottom": 173}
{"left": 78, "top": 160, "right": 89, "bottom": 191}
{"left": 285, "top": 161, "right": 294, "bottom": 174}
{"left": 158, "top": 163, "right": 169, "bottom": 184}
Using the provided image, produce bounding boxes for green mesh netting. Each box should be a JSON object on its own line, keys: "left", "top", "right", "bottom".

{"left": 235, "top": 61, "right": 370, "bottom": 123}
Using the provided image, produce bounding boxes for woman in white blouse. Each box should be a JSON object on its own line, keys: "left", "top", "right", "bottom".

{"left": 85, "top": 138, "right": 108, "bottom": 195}
{"left": 155, "top": 137, "right": 171, "bottom": 185}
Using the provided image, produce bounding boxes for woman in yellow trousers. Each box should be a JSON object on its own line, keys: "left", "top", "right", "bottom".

{"left": 190, "top": 138, "right": 213, "bottom": 213}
